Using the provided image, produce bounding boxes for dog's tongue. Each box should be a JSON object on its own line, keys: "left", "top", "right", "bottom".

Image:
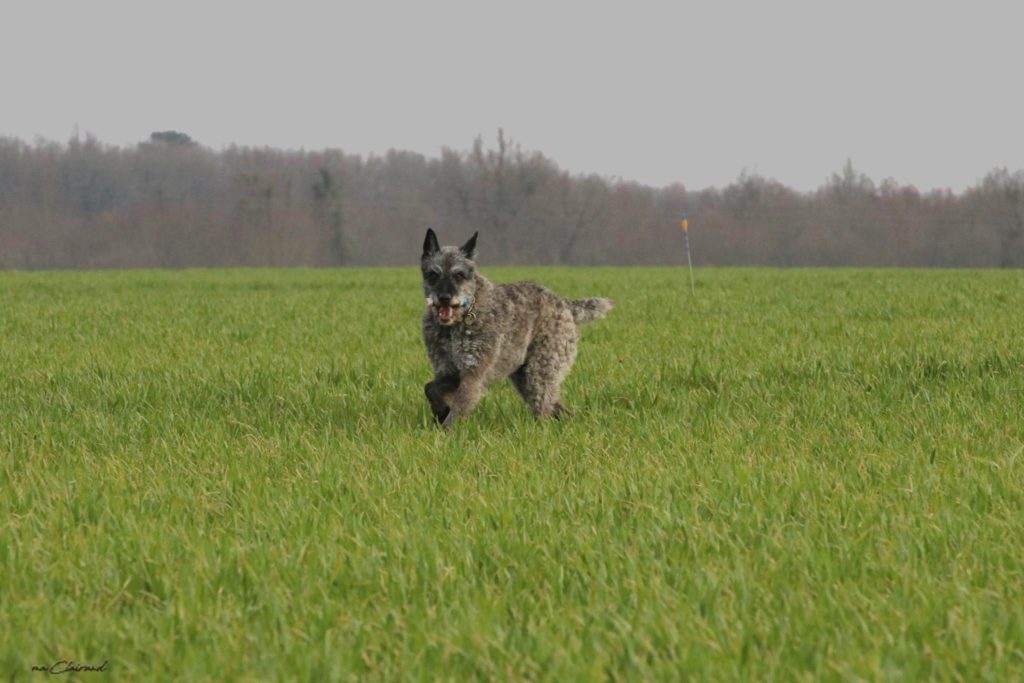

{"left": 439, "top": 306, "right": 454, "bottom": 322}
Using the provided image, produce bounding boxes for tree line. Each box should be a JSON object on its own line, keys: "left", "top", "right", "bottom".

{"left": 0, "top": 130, "right": 1021, "bottom": 269}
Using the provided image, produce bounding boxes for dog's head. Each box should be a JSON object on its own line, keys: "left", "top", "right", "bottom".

{"left": 421, "top": 229, "right": 478, "bottom": 326}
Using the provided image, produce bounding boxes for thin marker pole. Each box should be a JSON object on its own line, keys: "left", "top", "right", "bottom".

{"left": 680, "top": 213, "right": 695, "bottom": 296}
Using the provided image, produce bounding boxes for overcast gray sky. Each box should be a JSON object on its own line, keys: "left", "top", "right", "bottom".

{"left": 4, "top": 0, "right": 1022, "bottom": 192}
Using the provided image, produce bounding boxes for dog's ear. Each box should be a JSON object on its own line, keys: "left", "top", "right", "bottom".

{"left": 423, "top": 229, "right": 440, "bottom": 258}
{"left": 459, "top": 231, "right": 478, "bottom": 260}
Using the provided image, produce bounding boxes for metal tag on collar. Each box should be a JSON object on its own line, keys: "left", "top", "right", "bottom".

{"left": 460, "top": 297, "right": 475, "bottom": 325}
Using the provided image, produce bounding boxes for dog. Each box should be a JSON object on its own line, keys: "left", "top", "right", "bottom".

{"left": 421, "top": 229, "right": 613, "bottom": 428}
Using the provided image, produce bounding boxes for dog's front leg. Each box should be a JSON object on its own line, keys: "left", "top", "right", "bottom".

{"left": 440, "top": 376, "right": 486, "bottom": 429}
{"left": 425, "top": 373, "right": 460, "bottom": 424}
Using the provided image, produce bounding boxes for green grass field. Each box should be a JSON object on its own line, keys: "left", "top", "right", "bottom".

{"left": 2, "top": 267, "right": 1023, "bottom": 681}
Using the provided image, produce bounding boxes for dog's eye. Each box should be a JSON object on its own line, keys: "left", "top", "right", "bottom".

{"left": 452, "top": 272, "right": 465, "bottom": 282}
{"left": 426, "top": 272, "right": 439, "bottom": 283}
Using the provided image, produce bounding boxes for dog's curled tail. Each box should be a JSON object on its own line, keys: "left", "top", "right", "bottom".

{"left": 569, "top": 297, "right": 614, "bottom": 325}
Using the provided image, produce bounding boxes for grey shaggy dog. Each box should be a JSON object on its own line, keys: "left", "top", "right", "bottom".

{"left": 421, "top": 229, "right": 613, "bottom": 428}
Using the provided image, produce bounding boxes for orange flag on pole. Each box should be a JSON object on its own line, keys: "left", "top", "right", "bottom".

{"left": 680, "top": 213, "right": 694, "bottom": 296}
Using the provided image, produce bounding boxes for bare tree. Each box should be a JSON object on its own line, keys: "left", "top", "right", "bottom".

{"left": 1, "top": 133, "right": 1022, "bottom": 269}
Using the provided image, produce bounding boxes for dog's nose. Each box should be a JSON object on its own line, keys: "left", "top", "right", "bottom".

{"left": 438, "top": 295, "right": 452, "bottom": 306}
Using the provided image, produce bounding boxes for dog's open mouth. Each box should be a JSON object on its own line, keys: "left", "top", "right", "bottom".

{"left": 437, "top": 304, "right": 458, "bottom": 324}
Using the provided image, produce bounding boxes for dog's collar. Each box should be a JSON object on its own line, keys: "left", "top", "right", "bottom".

{"left": 462, "top": 302, "right": 477, "bottom": 326}
{"left": 429, "top": 300, "right": 476, "bottom": 327}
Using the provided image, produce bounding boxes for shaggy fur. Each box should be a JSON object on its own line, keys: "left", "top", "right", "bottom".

{"left": 421, "top": 229, "right": 613, "bottom": 428}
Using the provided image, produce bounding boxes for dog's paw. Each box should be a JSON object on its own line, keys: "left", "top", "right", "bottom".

{"left": 433, "top": 406, "right": 450, "bottom": 426}
{"left": 441, "top": 411, "right": 455, "bottom": 430}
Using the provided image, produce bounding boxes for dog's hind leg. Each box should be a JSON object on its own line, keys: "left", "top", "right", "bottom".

{"left": 508, "top": 366, "right": 545, "bottom": 417}
{"left": 509, "top": 361, "right": 573, "bottom": 420}
{"left": 425, "top": 373, "right": 460, "bottom": 424}
{"left": 512, "top": 317, "right": 579, "bottom": 420}
{"left": 550, "top": 401, "right": 573, "bottom": 420}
